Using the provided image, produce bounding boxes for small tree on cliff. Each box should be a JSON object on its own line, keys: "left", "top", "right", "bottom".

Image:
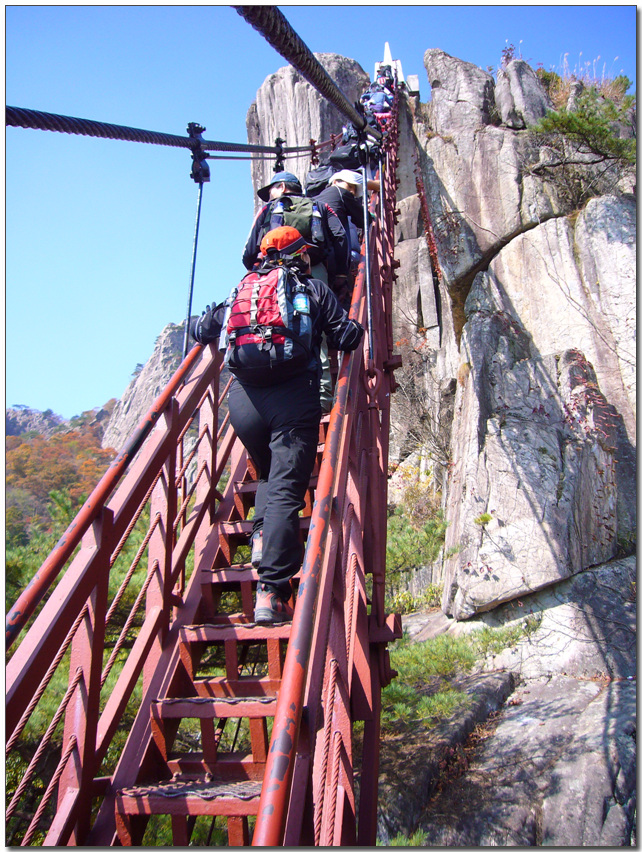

{"left": 528, "top": 79, "right": 635, "bottom": 208}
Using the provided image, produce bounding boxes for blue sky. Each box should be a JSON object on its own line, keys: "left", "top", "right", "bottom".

{"left": 6, "top": 5, "right": 637, "bottom": 420}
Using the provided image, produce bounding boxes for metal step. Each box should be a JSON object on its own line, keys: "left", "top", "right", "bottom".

{"left": 192, "top": 675, "right": 283, "bottom": 699}
{"left": 165, "top": 752, "right": 266, "bottom": 781}
{"left": 180, "top": 621, "right": 292, "bottom": 643}
{"left": 152, "top": 695, "right": 278, "bottom": 720}
{"left": 115, "top": 778, "right": 262, "bottom": 845}
{"left": 150, "top": 696, "right": 278, "bottom": 762}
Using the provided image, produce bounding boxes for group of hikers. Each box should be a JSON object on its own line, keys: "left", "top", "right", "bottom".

{"left": 360, "top": 63, "right": 394, "bottom": 124}
{"left": 190, "top": 111, "right": 389, "bottom": 624}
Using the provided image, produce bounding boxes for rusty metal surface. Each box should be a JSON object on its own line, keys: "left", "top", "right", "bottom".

{"left": 119, "top": 779, "right": 263, "bottom": 801}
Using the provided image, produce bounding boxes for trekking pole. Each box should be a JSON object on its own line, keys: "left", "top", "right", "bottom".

{"left": 182, "top": 123, "right": 211, "bottom": 359}
{"left": 183, "top": 181, "right": 205, "bottom": 358}
{"left": 361, "top": 163, "right": 374, "bottom": 367}
{"left": 378, "top": 154, "right": 385, "bottom": 235}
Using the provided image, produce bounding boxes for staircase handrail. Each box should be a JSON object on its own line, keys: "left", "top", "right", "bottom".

{"left": 6, "top": 343, "right": 204, "bottom": 648}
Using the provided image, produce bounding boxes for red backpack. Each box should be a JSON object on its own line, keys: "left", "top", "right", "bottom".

{"left": 220, "top": 263, "right": 314, "bottom": 385}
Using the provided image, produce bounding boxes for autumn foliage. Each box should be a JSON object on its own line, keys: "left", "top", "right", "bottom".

{"left": 6, "top": 417, "right": 116, "bottom": 547}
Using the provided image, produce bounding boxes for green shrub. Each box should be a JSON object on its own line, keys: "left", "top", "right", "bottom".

{"left": 379, "top": 828, "right": 430, "bottom": 846}
{"left": 382, "top": 621, "right": 538, "bottom": 734}
{"left": 386, "top": 466, "right": 448, "bottom": 608}
{"left": 389, "top": 584, "right": 443, "bottom": 614}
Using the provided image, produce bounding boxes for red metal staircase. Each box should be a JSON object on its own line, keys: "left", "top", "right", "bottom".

{"left": 6, "top": 88, "right": 403, "bottom": 848}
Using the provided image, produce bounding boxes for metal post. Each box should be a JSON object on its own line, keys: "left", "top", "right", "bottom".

{"left": 361, "top": 165, "right": 374, "bottom": 367}
{"left": 378, "top": 156, "right": 385, "bottom": 235}
{"left": 182, "top": 122, "right": 210, "bottom": 359}
{"left": 182, "top": 180, "right": 205, "bottom": 359}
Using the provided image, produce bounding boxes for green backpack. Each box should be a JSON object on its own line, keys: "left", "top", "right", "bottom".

{"left": 265, "top": 196, "right": 326, "bottom": 261}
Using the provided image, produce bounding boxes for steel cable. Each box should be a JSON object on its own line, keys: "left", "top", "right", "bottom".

{"left": 6, "top": 105, "right": 311, "bottom": 155}
{"left": 234, "top": 5, "right": 382, "bottom": 142}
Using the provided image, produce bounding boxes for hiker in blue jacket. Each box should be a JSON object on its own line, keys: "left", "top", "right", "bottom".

{"left": 361, "top": 82, "right": 393, "bottom": 114}
{"left": 191, "top": 226, "right": 363, "bottom": 624}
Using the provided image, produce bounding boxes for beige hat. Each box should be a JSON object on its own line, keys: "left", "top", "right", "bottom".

{"left": 330, "top": 169, "right": 363, "bottom": 197}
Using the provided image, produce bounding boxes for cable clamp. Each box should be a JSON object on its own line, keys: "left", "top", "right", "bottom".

{"left": 187, "top": 122, "right": 210, "bottom": 184}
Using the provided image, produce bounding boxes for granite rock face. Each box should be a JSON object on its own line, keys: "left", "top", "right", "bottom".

{"left": 101, "top": 323, "right": 184, "bottom": 451}
{"left": 246, "top": 53, "right": 369, "bottom": 209}
{"left": 381, "top": 51, "right": 635, "bottom": 843}
{"left": 391, "top": 51, "right": 636, "bottom": 618}
{"left": 495, "top": 59, "right": 551, "bottom": 128}
{"left": 423, "top": 48, "right": 496, "bottom": 134}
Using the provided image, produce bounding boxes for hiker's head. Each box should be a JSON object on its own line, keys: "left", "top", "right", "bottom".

{"left": 330, "top": 169, "right": 363, "bottom": 198}
{"left": 257, "top": 171, "right": 303, "bottom": 202}
{"left": 260, "top": 226, "right": 311, "bottom": 270}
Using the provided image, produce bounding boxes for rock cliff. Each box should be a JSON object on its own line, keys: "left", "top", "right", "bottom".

{"left": 101, "top": 323, "right": 185, "bottom": 451}
{"left": 408, "top": 49, "right": 635, "bottom": 620}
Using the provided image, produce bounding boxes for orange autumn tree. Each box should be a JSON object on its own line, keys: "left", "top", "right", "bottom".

{"left": 6, "top": 418, "right": 116, "bottom": 603}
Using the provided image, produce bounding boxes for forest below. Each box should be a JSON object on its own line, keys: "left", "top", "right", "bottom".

{"left": 6, "top": 409, "right": 117, "bottom": 610}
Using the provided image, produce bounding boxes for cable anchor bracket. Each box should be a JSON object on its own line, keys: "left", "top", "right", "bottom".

{"left": 274, "top": 136, "right": 286, "bottom": 172}
{"left": 187, "top": 122, "right": 211, "bottom": 184}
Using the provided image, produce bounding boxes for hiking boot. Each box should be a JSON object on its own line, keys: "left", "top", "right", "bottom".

{"left": 254, "top": 588, "right": 294, "bottom": 624}
{"left": 251, "top": 530, "right": 263, "bottom": 567}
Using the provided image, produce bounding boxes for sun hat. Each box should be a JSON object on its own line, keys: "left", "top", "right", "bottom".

{"left": 329, "top": 169, "right": 364, "bottom": 197}
{"left": 257, "top": 171, "right": 302, "bottom": 201}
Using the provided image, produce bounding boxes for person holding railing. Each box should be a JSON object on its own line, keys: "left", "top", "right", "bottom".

{"left": 191, "top": 226, "right": 363, "bottom": 623}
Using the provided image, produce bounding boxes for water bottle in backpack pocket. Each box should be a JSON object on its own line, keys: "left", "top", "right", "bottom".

{"left": 266, "top": 196, "right": 326, "bottom": 264}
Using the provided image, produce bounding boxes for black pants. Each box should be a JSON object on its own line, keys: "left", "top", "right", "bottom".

{"left": 228, "top": 371, "right": 322, "bottom": 600}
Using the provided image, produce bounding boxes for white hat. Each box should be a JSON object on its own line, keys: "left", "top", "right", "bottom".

{"left": 330, "top": 169, "right": 363, "bottom": 197}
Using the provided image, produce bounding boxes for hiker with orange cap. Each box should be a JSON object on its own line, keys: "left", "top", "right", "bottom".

{"left": 190, "top": 226, "right": 363, "bottom": 623}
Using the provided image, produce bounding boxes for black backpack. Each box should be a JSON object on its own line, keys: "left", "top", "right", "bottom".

{"left": 304, "top": 164, "right": 337, "bottom": 197}
{"left": 219, "top": 263, "right": 314, "bottom": 385}
{"left": 328, "top": 143, "right": 362, "bottom": 170}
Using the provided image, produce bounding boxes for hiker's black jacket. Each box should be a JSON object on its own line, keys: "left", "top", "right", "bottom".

{"left": 315, "top": 184, "right": 365, "bottom": 235}
{"left": 190, "top": 267, "right": 364, "bottom": 378}
{"left": 241, "top": 196, "right": 350, "bottom": 281}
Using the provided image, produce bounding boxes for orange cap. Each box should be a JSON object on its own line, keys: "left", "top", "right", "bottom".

{"left": 260, "top": 226, "right": 310, "bottom": 257}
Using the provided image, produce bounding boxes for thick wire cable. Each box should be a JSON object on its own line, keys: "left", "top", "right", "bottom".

{"left": 234, "top": 6, "right": 382, "bottom": 142}
{"left": 6, "top": 105, "right": 310, "bottom": 154}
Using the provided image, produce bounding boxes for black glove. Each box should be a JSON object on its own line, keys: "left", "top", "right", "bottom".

{"left": 189, "top": 316, "right": 201, "bottom": 341}
{"left": 191, "top": 302, "right": 225, "bottom": 345}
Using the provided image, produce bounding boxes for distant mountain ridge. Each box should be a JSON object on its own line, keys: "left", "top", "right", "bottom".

{"left": 5, "top": 323, "right": 186, "bottom": 450}
{"left": 6, "top": 405, "right": 69, "bottom": 438}
{"left": 6, "top": 401, "right": 114, "bottom": 441}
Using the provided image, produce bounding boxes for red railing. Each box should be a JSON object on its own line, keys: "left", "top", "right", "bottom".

{"left": 6, "top": 343, "right": 226, "bottom": 845}
{"left": 253, "top": 96, "right": 403, "bottom": 845}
